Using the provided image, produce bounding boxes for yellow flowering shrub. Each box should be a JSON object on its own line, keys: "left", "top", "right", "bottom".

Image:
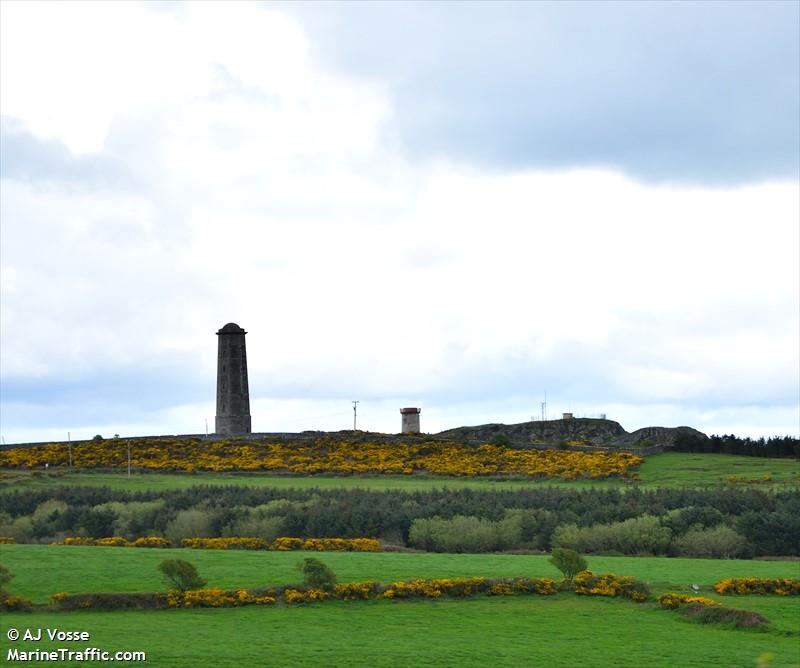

{"left": 269, "top": 537, "right": 381, "bottom": 552}
{"left": 167, "top": 588, "right": 276, "bottom": 608}
{"left": 271, "top": 537, "right": 305, "bottom": 551}
{"left": 508, "top": 577, "right": 559, "bottom": 595}
{"left": 380, "top": 576, "right": 557, "bottom": 600}
{"left": 58, "top": 537, "right": 97, "bottom": 546}
{"left": 128, "top": 536, "right": 170, "bottom": 548}
{"left": 658, "top": 592, "right": 718, "bottom": 609}
{"left": 488, "top": 582, "right": 515, "bottom": 596}
{"left": 0, "top": 537, "right": 16, "bottom": 544}
{"left": 573, "top": 570, "right": 650, "bottom": 602}
{"left": 0, "top": 435, "right": 642, "bottom": 479}
{"left": 713, "top": 578, "right": 800, "bottom": 596}
{"left": 383, "top": 577, "right": 486, "bottom": 599}
{"left": 52, "top": 535, "right": 382, "bottom": 552}
{"left": 333, "top": 582, "right": 381, "bottom": 600}
{"left": 1, "top": 594, "right": 33, "bottom": 610}
{"left": 182, "top": 537, "right": 269, "bottom": 550}
{"left": 49, "top": 592, "right": 69, "bottom": 606}
{"left": 282, "top": 588, "right": 330, "bottom": 604}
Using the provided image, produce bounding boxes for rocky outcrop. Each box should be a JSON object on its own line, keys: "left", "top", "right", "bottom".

{"left": 436, "top": 418, "right": 707, "bottom": 449}
{"left": 613, "top": 425, "right": 708, "bottom": 448}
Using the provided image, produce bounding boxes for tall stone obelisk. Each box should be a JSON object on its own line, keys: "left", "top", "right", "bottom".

{"left": 215, "top": 323, "right": 251, "bottom": 435}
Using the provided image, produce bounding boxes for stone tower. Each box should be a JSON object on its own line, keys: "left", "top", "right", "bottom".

{"left": 215, "top": 323, "right": 251, "bottom": 435}
{"left": 400, "top": 407, "right": 421, "bottom": 434}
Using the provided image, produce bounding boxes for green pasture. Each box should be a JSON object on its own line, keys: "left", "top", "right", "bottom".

{"left": 1, "top": 452, "right": 798, "bottom": 492}
{"left": 2, "top": 544, "right": 798, "bottom": 603}
{"left": 3, "top": 545, "right": 799, "bottom": 667}
{"left": 1, "top": 593, "right": 798, "bottom": 667}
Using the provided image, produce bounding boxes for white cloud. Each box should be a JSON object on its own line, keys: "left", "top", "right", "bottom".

{"left": 1, "top": 2, "right": 797, "bottom": 442}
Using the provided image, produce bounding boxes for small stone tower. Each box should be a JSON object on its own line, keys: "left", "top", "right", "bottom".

{"left": 400, "top": 407, "right": 421, "bottom": 434}
{"left": 215, "top": 323, "right": 251, "bottom": 435}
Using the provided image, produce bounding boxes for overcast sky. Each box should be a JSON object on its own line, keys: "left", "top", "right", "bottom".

{"left": 1, "top": 1, "right": 798, "bottom": 443}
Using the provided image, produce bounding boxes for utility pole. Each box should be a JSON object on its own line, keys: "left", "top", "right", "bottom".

{"left": 67, "top": 432, "right": 72, "bottom": 468}
{"left": 352, "top": 401, "right": 360, "bottom": 430}
{"left": 126, "top": 440, "right": 131, "bottom": 478}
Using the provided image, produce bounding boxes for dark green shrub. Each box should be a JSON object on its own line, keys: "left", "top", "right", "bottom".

{"left": 0, "top": 564, "right": 12, "bottom": 591}
{"left": 408, "top": 516, "right": 502, "bottom": 553}
{"left": 679, "top": 604, "right": 769, "bottom": 628}
{"left": 299, "top": 557, "right": 337, "bottom": 591}
{"left": 671, "top": 526, "right": 752, "bottom": 558}
{"left": 553, "top": 515, "right": 672, "bottom": 555}
{"left": 158, "top": 559, "right": 206, "bottom": 591}
{"left": 548, "top": 547, "right": 587, "bottom": 580}
{"left": 489, "top": 433, "right": 511, "bottom": 447}
{"left": 50, "top": 592, "right": 169, "bottom": 611}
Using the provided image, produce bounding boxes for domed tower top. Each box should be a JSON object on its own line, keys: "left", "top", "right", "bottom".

{"left": 217, "top": 322, "right": 247, "bottom": 335}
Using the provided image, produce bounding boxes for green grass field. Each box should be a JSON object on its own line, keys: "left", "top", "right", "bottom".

{"left": 2, "top": 544, "right": 799, "bottom": 603}
{"left": 1, "top": 452, "right": 798, "bottom": 492}
{"left": 1, "top": 546, "right": 798, "bottom": 667}
{"left": 2, "top": 596, "right": 798, "bottom": 668}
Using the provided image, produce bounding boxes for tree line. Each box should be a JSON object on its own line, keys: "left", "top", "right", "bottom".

{"left": 1, "top": 485, "right": 797, "bottom": 557}
{"left": 673, "top": 433, "right": 799, "bottom": 458}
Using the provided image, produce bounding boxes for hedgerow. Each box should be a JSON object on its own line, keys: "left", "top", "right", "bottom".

{"left": 51, "top": 536, "right": 382, "bottom": 552}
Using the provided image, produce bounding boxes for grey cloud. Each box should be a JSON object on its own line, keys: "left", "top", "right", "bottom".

{"left": 278, "top": 0, "right": 799, "bottom": 185}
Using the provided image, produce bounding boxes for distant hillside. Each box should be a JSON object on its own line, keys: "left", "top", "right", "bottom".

{"left": 436, "top": 418, "right": 707, "bottom": 449}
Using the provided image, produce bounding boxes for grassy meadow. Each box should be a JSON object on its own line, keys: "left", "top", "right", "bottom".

{"left": 1, "top": 451, "right": 798, "bottom": 492}
{"left": 1, "top": 546, "right": 798, "bottom": 667}
{"left": 3, "top": 544, "right": 799, "bottom": 603}
{"left": 2, "top": 596, "right": 799, "bottom": 668}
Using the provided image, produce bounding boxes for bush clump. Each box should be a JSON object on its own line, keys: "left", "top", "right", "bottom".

{"left": 553, "top": 515, "right": 672, "bottom": 555}
{"left": 671, "top": 526, "right": 752, "bottom": 559}
{"left": 573, "top": 570, "right": 650, "bottom": 602}
{"left": 299, "top": 558, "right": 337, "bottom": 591}
{"left": 679, "top": 603, "right": 769, "bottom": 628}
{"left": 549, "top": 548, "right": 587, "bottom": 581}
{"left": 158, "top": 559, "right": 206, "bottom": 592}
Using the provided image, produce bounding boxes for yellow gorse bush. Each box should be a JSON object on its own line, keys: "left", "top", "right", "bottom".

{"left": 382, "top": 577, "right": 486, "bottom": 599}
{"left": 58, "top": 537, "right": 98, "bottom": 546}
{"left": 167, "top": 588, "right": 276, "bottom": 608}
{"left": 333, "top": 582, "right": 381, "bottom": 600}
{"left": 129, "top": 536, "right": 171, "bottom": 548}
{"left": 713, "top": 578, "right": 800, "bottom": 596}
{"left": 0, "top": 436, "right": 642, "bottom": 479}
{"left": 573, "top": 570, "right": 649, "bottom": 602}
{"left": 282, "top": 588, "right": 330, "bottom": 604}
{"left": 95, "top": 537, "right": 129, "bottom": 547}
{"left": 53, "top": 535, "right": 382, "bottom": 552}
{"left": 272, "top": 537, "right": 381, "bottom": 552}
{"left": 658, "top": 592, "right": 718, "bottom": 609}
{"left": 182, "top": 537, "right": 269, "bottom": 550}
{"left": 54, "top": 536, "right": 170, "bottom": 548}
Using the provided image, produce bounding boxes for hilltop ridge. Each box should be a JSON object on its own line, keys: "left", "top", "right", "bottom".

{"left": 437, "top": 418, "right": 706, "bottom": 449}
